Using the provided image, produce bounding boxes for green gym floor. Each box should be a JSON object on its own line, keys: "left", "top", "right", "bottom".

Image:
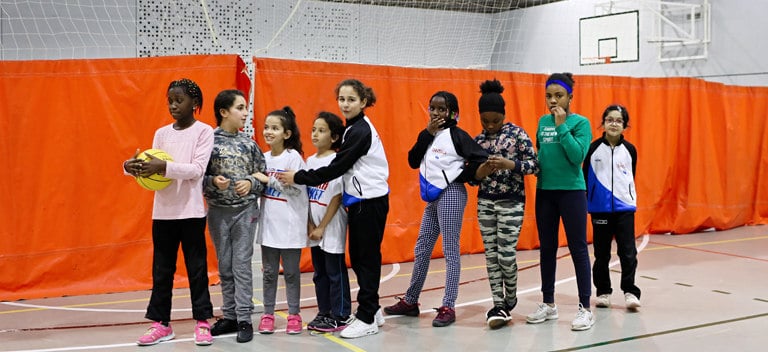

{"left": 2, "top": 225, "right": 767, "bottom": 352}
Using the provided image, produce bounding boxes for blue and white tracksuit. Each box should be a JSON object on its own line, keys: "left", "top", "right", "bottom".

{"left": 583, "top": 133, "right": 640, "bottom": 298}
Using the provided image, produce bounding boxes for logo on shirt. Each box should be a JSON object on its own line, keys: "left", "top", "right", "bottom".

{"left": 263, "top": 169, "right": 284, "bottom": 201}
{"left": 617, "top": 162, "right": 629, "bottom": 175}
{"left": 308, "top": 182, "right": 329, "bottom": 205}
{"left": 431, "top": 147, "right": 447, "bottom": 160}
{"left": 540, "top": 127, "right": 557, "bottom": 144}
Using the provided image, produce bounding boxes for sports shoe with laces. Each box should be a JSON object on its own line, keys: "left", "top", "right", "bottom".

{"left": 374, "top": 307, "right": 386, "bottom": 326}
{"left": 286, "top": 314, "right": 303, "bottom": 334}
{"left": 340, "top": 317, "right": 378, "bottom": 338}
{"left": 307, "top": 313, "right": 330, "bottom": 331}
{"left": 571, "top": 304, "right": 595, "bottom": 331}
{"left": 383, "top": 296, "right": 420, "bottom": 316}
{"left": 312, "top": 315, "right": 350, "bottom": 332}
{"left": 236, "top": 321, "right": 253, "bottom": 343}
{"left": 526, "top": 303, "right": 559, "bottom": 324}
{"left": 258, "top": 314, "right": 275, "bottom": 334}
{"left": 136, "top": 322, "right": 174, "bottom": 346}
{"left": 194, "top": 320, "right": 213, "bottom": 346}
{"left": 210, "top": 318, "right": 238, "bottom": 336}
{"left": 432, "top": 306, "right": 456, "bottom": 327}
{"left": 486, "top": 306, "right": 512, "bottom": 329}
{"left": 625, "top": 293, "right": 641, "bottom": 310}
{"left": 595, "top": 294, "right": 611, "bottom": 308}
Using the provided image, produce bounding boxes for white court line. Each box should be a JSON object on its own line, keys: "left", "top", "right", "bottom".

{"left": 3, "top": 264, "right": 402, "bottom": 352}
{"left": 4, "top": 235, "right": 651, "bottom": 352}
{"left": 2, "top": 263, "right": 402, "bottom": 314}
{"left": 389, "top": 234, "right": 650, "bottom": 315}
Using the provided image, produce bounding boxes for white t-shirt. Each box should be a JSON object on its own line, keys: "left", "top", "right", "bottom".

{"left": 306, "top": 153, "right": 348, "bottom": 254}
{"left": 256, "top": 149, "right": 309, "bottom": 249}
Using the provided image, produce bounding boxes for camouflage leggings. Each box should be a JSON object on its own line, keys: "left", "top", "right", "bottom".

{"left": 478, "top": 198, "right": 524, "bottom": 308}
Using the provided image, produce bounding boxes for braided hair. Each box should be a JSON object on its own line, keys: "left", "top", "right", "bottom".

{"left": 168, "top": 78, "right": 203, "bottom": 115}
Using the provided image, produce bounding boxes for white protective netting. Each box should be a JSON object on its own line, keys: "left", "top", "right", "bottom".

{"left": 0, "top": 0, "right": 136, "bottom": 60}
{"left": 1, "top": 0, "right": 560, "bottom": 135}
{"left": 1, "top": 0, "right": 560, "bottom": 69}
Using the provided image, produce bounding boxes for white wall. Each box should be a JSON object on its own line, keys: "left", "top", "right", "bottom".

{"left": 490, "top": 0, "right": 768, "bottom": 86}
{"left": 1, "top": 0, "right": 765, "bottom": 86}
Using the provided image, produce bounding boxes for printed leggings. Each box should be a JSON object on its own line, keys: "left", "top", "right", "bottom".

{"left": 478, "top": 198, "right": 524, "bottom": 309}
{"left": 403, "top": 182, "right": 467, "bottom": 308}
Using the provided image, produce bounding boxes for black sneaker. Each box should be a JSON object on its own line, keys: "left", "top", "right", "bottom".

{"left": 236, "top": 321, "right": 253, "bottom": 343}
{"left": 313, "top": 315, "right": 351, "bottom": 332}
{"left": 486, "top": 306, "right": 512, "bottom": 330}
{"left": 210, "top": 318, "right": 237, "bottom": 336}
{"left": 307, "top": 313, "right": 330, "bottom": 331}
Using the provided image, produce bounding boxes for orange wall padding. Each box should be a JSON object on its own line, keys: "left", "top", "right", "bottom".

{"left": 1, "top": 56, "right": 766, "bottom": 301}
{"left": 0, "top": 55, "right": 248, "bottom": 301}
{"left": 251, "top": 58, "right": 768, "bottom": 272}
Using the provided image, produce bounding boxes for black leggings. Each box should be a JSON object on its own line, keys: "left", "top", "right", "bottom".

{"left": 145, "top": 217, "right": 213, "bottom": 323}
{"left": 535, "top": 189, "right": 592, "bottom": 308}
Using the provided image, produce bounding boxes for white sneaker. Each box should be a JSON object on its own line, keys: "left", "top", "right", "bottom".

{"left": 571, "top": 304, "right": 595, "bottom": 331}
{"left": 625, "top": 293, "right": 641, "bottom": 309}
{"left": 375, "top": 308, "right": 385, "bottom": 327}
{"left": 526, "top": 303, "right": 558, "bottom": 324}
{"left": 339, "top": 317, "right": 378, "bottom": 339}
{"left": 595, "top": 294, "right": 611, "bottom": 308}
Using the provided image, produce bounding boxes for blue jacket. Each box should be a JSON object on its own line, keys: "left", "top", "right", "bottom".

{"left": 583, "top": 133, "right": 637, "bottom": 213}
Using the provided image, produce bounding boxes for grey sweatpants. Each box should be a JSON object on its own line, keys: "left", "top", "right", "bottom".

{"left": 261, "top": 246, "right": 302, "bottom": 315}
{"left": 208, "top": 202, "right": 259, "bottom": 323}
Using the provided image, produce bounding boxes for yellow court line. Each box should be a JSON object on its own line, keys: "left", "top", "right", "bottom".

{"left": 312, "top": 332, "right": 368, "bottom": 352}
{"left": 4, "top": 235, "right": 764, "bottom": 315}
{"left": 269, "top": 310, "right": 365, "bottom": 351}
{"left": 643, "top": 235, "right": 768, "bottom": 251}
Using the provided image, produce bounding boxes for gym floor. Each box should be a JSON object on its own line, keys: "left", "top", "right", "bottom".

{"left": 2, "top": 225, "right": 767, "bottom": 352}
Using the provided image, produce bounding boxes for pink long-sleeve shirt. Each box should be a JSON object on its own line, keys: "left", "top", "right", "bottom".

{"left": 150, "top": 121, "right": 214, "bottom": 220}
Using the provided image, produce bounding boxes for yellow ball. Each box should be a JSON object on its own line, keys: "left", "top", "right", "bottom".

{"left": 135, "top": 149, "right": 173, "bottom": 191}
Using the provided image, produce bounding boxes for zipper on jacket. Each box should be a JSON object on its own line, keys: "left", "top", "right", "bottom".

{"left": 610, "top": 146, "right": 615, "bottom": 212}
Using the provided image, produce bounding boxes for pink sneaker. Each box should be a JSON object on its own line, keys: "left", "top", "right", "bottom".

{"left": 137, "top": 322, "right": 174, "bottom": 346}
{"left": 258, "top": 314, "right": 275, "bottom": 334}
{"left": 194, "top": 320, "right": 213, "bottom": 346}
{"left": 286, "top": 314, "right": 303, "bottom": 335}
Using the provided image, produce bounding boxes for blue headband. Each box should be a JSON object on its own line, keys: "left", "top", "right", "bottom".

{"left": 546, "top": 79, "right": 573, "bottom": 94}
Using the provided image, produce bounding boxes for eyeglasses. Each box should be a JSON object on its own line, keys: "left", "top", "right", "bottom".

{"left": 605, "top": 118, "right": 624, "bottom": 125}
